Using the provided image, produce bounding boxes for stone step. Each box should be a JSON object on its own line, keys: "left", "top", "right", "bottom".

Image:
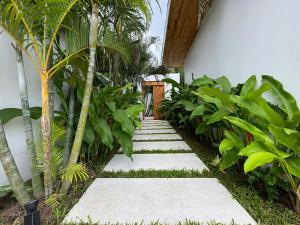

{"left": 103, "top": 153, "right": 208, "bottom": 172}
{"left": 133, "top": 134, "right": 182, "bottom": 141}
{"left": 64, "top": 178, "right": 256, "bottom": 225}
{"left": 142, "top": 122, "right": 170, "bottom": 126}
{"left": 120, "top": 141, "right": 192, "bottom": 152}
{"left": 143, "top": 116, "right": 154, "bottom": 120}
{"left": 139, "top": 125, "right": 172, "bottom": 130}
{"left": 135, "top": 129, "right": 176, "bottom": 134}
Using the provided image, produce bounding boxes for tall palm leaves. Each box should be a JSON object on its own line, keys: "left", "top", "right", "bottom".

{"left": 1, "top": 0, "right": 152, "bottom": 198}
{"left": 0, "top": 0, "right": 89, "bottom": 197}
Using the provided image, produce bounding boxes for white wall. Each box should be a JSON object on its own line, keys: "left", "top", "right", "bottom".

{"left": 0, "top": 32, "right": 41, "bottom": 186}
{"left": 184, "top": 0, "right": 300, "bottom": 103}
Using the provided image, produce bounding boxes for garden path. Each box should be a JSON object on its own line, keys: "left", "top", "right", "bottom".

{"left": 64, "top": 119, "right": 256, "bottom": 225}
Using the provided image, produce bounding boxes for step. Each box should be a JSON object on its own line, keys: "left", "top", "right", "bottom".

{"left": 142, "top": 123, "right": 170, "bottom": 127}
{"left": 139, "top": 125, "right": 173, "bottom": 130}
{"left": 133, "top": 134, "right": 182, "bottom": 141}
{"left": 103, "top": 153, "right": 208, "bottom": 172}
{"left": 64, "top": 178, "right": 256, "bottom": 225}
{"left": 135, "top": 129, "right": 177, "bottom": 134}
{"left": 123, "top": 141, "right": 192, "bottom": 152}
{"left": 142, "top": 120, "right": 169, "bottom": 124}
{"left": 144, "top": 116, "right": 154, "bottom": 120}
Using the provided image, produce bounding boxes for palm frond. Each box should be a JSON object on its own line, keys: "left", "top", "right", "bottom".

{"left": 62, "top": 162, "right": 89, "bottom": 184}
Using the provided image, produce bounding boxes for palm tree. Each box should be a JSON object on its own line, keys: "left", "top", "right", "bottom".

{"left": 13, "top": 44, "right": 44, "bottom": 198}
{"left": 0, "top": 118, "right": 32, "bottom": 206}
{"left": 60, "top": 0, "right": 153, "bottom": 192}
{"left": 0, "top": 0, "right": 93, "bottom": 197}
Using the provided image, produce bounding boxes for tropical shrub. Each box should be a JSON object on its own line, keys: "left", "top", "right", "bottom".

{"left": 161, "top": 75, "right": 300, "bottom": 213}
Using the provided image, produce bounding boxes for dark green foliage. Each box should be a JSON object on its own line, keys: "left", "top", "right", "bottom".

{"left": 161, "top": 75, "right": 300, "bottom": 213}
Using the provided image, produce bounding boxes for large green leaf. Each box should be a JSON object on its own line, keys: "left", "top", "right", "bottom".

{"left": 224, "top": 130, "right": 244, "bottom": 148}
{"left": 190, "top": 105, "right": 206, "bottom": 119}
{"left": 192, "top": 75, "right": 214, "bottom": 87}
{"left": 206, "top": 109, "right": 228, "bottom": 124}
{"left": 239, "top": 141, "right": 266, "bottom": 157}
{"left": 224, "top": 116, "right": 273, "bottom": 145}
{"left": 83, "top": 122, "right": 95, "bottom": 145}
{"left": 125, "top": 104, "right": 144, "bottom": 118}
{"left": 196, "top": 87, "right": 235, "bottom": 111}
{"left": 113, "top": 109, "right": 135, "bottom": 136}
{"left": 105, "top": 101, "right": 116, "bottom": 112}
{"left": 219, "top": 147, "right": 240, "bottom": 171}
{"left": 199, "top": 95, "right": 224, "bottom": 110}
{"left": 162, "top": 78, "right": 181, "bottom": 89}
{"left": 195, "top": 122, "right": 206, "bottom": 135}
{"left": 269, "top": 124, "right": 300, "bottom": 155}
{"left": 229, "top": 95, "right": 267, "bottom": 120}
{"left": 215, "top": 76, "right": 231, "bottom": 94}
{"left": 286, "top": 156, "right": 300, "bottom": 179}
{"left": 240, "top": 75, "right": 256, "bottom": 96}
{"left": 219, "top": 138, "right": 235, "bottom": 154}
{"left": 244, "top": 151, "right": 278, "bottom": 173}
{"left": 246, "top": 83, "right": 271, "bottom": 100}
{"left": 262, "top": 75, "right": 299, "bottom": 119}
{"left": 175, "top": 100, "right": 196, "bottom": 111}
{"left": 0, "top": 107, "right": 42, "bottom": 124}
{"left": 260, "top": 100, "right": 285, "bottom": 127}
{"left": 91, "top": 117, "right": 113, "bottom": 150}
{"left": 113, "top": 128, "right": 133, "bottom": 157}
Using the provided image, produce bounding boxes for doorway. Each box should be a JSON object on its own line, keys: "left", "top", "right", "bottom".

{"left": 142, "top": 81, "right": 164, "bottom": 120}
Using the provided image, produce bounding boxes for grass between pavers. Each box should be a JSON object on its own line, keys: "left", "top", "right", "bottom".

{"left": 173, "top": 125, "right": 300, "bottom": 225}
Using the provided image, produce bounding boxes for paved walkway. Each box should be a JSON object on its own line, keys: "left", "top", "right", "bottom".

{"left": 64, "top": 120, "right": 256, "bottom": 225}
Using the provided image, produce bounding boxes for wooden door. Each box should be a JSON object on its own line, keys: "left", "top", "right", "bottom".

{"left": 153, "top": 85, "right": 164, "bottom": 120}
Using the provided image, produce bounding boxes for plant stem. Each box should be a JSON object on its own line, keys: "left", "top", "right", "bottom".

{"left": 15, "top": 45, "right": 44, "bottom": 198}
{"left": 61, "top": 2, "right": 99, "bottom": 193}
{"left": 0, "top": 118, "right": 32, "bottom": 206}
{"left": 63, "top": 88, "right": 75, "bottom": 168}
{"left": 41, "top": 72, "right": 52, "bottom": 198}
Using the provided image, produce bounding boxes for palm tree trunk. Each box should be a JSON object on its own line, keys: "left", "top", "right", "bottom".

{"left": 61, "top": 2, "right": 99, "bottom": 193}
{"left": 41, "top": 72, "right": 52, "bottom": 198}
{"left": 63, "top": 87, "right": 75, "bottom": 168}
{"left": 0, "top": 118, "right": 32, "bottom": 206}
{"left": 15, "top": 46, "right": 44, "bottom": 198}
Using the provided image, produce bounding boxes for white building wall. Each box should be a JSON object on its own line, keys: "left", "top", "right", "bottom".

{"left": 184, "top": 0, "right": 300, "bottom": 103}
{"left": 0, "top": 32, "right": 41, "bottom": 185}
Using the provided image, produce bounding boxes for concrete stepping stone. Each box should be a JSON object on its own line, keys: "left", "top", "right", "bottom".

{"left": 103, "top": 153, "right": 208, "bottom": 172}
{"left": 139, "top": 125, "right": 172, "bottom": 130}
{"left": 64, "top": 178, "right": 256, "bottom": 225}
{"left": 144, "top": 116, "right": 154, "bottom": 120}
{"left": 120, "top": 141, "right": 192, "bottom": 152}
{"left": 133, "top": 134, "right": 182, "bottom": 141}
{"left": 135, "top": 129, "right": 176, "bottom": 134}
{"left": 142, "top": 123, "right": 170, "bottom": 127}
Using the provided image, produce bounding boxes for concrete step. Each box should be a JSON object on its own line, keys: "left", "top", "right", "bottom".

{"left": 133, "top": 134, "right": 182, "bottom": 141}
{"left": 135, "top": 129, "right": 176, "bottom": 134}
{"left": 122, "top": 141, "right": 192, "bottom": 152}
{"left": 64, "top": 178, "right": 256, "bottom": 225}
{"left": 103, "top": 153, "right": 208, "bottom": 172}
{"left": 139, "top": 125, "right": 173, "bottom": 130}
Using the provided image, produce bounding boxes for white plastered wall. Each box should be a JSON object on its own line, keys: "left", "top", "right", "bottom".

{"left": 0, "top": 32, "right": 41, "bottom": 185}
{"left": 184, "top": 0, "right": 300, "bottom": 103}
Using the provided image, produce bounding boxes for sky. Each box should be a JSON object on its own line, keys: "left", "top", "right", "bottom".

{"left": 146, "top": 0, "right": 168, "bottom": 65}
